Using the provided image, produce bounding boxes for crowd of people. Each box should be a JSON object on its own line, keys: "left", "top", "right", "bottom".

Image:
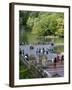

{"left": 19, "top": 47, "right": 64, "bottom": 66}
{"left": 36, "top": 48, "right": 49, "bottom": 55}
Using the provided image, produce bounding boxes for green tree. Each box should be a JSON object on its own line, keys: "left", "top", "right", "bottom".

{"left": 32, "top": 13, "right": 58, "bottom": 36}
{"left": 55, "top": 17, "right": 64, "bottom": 37}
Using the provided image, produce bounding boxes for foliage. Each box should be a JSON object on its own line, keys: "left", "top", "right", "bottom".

{"left": 19, "top": 11, "right": 64, "bottom": 44}
{"left": 32, "top": 13, "right": 58, "bottom": 36}
{"left": 19, "top": 56, "right": 42, "bottom": 79}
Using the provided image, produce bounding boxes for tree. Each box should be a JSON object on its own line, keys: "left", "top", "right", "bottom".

{"left": 32, "top": 13, "right": 58, "bottom": 36}
{"left": 27, "top": 12, "right": 39, "bottom": 30}
{"left": 19, "top": 11, "right": 30, "bottom": 30}
{"left": 56, "top": 17, "right": 64, "bottom": 37}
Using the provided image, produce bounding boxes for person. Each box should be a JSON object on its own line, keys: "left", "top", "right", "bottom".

{"left": 39, "top": 48, "right": 41, "bottom": 54}
{"left": 19, "top": 49, "right": 22, "bottom": 55}
{"left": 56, "top": 55, "right": 60, "bottom": 62}
{"left": 61, "top": 55, "right": 64, "bottom": 63}
{"left": 36, "top": 48, "right": 39, "bottom": 55}
{"left": 22, "top": 50, "right": 24, "bottom": 55}
{"left": 40, "top": 48, "right": 43, "bottom": 54}
{"left": 46, "top": 50, "right": 48, "bottom": 54}
{"left": 24, "top": 54, "right": 29, "bottom": 61}
{"left": 46, "top": 49, "right": 48, "bottom": 54}
{"left": 43, "top": 48, "right": 45, "bottom": 54}
{"left": 54, "top": 57, "right": 57, "bottom": 68}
